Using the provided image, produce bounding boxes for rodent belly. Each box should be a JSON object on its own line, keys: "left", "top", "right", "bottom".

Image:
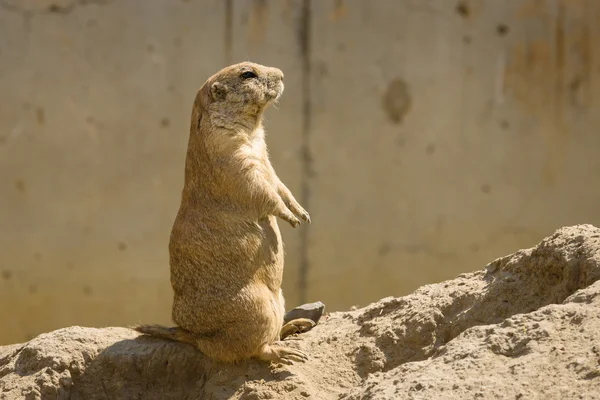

{"left": 257, "top": 217, "right": 283, "bottom": 262}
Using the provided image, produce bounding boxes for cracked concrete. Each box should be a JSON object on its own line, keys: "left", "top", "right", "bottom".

{"left": 3, "top": 0, "right": 600, "bottom": 347}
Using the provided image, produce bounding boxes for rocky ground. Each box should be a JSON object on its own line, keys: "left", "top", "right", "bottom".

{"left": 1, "top": 225, "right": 600, "bottom": 399}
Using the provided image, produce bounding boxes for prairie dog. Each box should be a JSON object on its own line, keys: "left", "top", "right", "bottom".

{"left": 133, "top": 62, "right": 314, "bottom": 364}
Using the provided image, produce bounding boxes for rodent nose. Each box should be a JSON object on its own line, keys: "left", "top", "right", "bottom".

{"left": 272, "top": 68, "right": 284, "bottom": 81}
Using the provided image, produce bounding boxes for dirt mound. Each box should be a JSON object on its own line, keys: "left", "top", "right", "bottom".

{"left": 1, "top": 225, "right": 600, "bottom": 399}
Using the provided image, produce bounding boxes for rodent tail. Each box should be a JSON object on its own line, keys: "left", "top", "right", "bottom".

{"left": 130, "top": 324, "right": 198, "bottom": 346}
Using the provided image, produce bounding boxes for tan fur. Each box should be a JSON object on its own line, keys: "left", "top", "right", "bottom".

{"left": 133, "top": 62, "right": 311, "bottom": 364}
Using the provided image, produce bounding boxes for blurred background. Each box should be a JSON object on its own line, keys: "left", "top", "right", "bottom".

{"left": 1, "top": 0, "right": 600, "bottom": 345}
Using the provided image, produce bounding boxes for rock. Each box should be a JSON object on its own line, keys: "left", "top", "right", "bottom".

{"left": 283, "top": 301, "right": 326, "bottom": 325}
{"left": 1, "top": 225, "right": 600, "bottom": 399}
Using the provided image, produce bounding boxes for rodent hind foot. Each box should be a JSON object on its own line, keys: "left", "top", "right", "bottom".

{"left": 280, "top": 318, "right": 316, "bottom": 340}
{"left": 256, "top": 344, "right": 308, "bottom": 365}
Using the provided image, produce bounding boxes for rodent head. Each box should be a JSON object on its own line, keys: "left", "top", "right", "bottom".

{"left": 194, "top": 62, "right": 285, "bottom": 131}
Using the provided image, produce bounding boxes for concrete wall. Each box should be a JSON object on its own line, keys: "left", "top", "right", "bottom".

{"left": 1, "top": 0, "right": 599, "bottom": 344}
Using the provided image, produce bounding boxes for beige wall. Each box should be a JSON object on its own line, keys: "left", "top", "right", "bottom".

{"left": 1, "top": 0, "right": 599, "bottom": 345}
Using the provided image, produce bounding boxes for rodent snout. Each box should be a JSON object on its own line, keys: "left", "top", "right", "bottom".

{"left": 270, "top": 68, "right": 284, "bottom": 82}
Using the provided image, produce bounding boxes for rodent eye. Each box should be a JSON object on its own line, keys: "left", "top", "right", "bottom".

{"left": 240, "top": 71, "right": 258, "bottom": 80}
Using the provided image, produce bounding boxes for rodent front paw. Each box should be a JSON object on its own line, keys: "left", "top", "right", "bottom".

{"left": 300, "top": 210, "right": 311, "bottom": 224}
{"left": 289, "top": 202, "right": 311, "bottom": 224}
{"left": 278, "top": 209, "right": 301, "bottom": 228}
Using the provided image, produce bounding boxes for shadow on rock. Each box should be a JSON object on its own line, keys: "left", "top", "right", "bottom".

{"left": 71, "top": 335, "right": 294, "bottom": 400}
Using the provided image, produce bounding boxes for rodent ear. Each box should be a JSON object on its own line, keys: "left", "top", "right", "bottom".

{"left": 192, "top": 84, "right": 210, "bottom": 132}
{"left": 210, "top": 81, "right": 227, "bottom": 101}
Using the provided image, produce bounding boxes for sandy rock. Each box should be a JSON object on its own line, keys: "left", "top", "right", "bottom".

{"left": 1, "top": 224, "right": 600, "bottom": 399}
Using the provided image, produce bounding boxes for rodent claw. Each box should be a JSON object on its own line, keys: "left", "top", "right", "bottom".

{"left": 285, "top": 355, "right": 307, "bottom": 363}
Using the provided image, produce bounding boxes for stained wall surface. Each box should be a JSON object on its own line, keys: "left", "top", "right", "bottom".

{"left": 1, "top": 0, "right": 599, "bottom": 344}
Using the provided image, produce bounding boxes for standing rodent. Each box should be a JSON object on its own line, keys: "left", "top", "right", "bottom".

{"left": 132, "top": 62, "right": 315, "bottom": 364}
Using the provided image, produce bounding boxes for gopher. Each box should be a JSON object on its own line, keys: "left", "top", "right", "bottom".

{"left": 132, "top": 62, "right": 315, "bottom": 364}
